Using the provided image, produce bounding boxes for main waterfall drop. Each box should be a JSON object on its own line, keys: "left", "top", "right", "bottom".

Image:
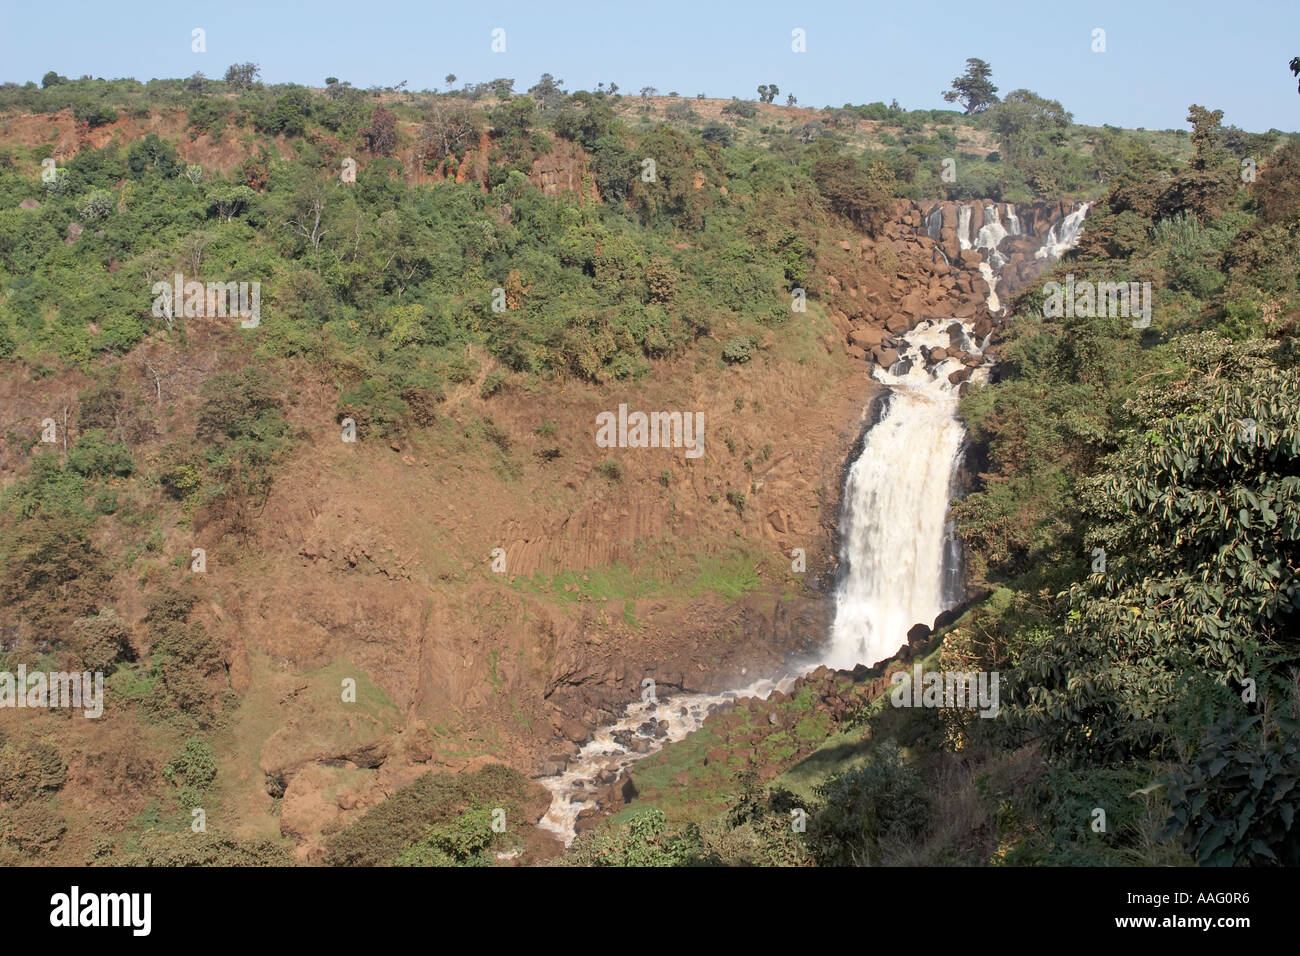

{"left": 824, "top": 321, "right": 989, "bottom": 671}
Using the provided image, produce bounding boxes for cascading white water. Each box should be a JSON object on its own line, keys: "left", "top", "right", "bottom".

{"left": 957, "top": 204, "right": 972, "bottom": 250}
{"left": 1004, "top": 204, "right": 1022, "bottom": 236}
{"left": 977, "top": 261, "right": 1001, "bottom": 312}
{"left": 823, "top": 320, "right": 988, "bottom": 671}
{"left": 537, "top": 195, "right": 1096, "bottom": 849}
{"left": 974, "top": 203, "right": 1006, "bottom": 254}
{"left": 1035, "top": 201, "right": 1091, "bottom": 260}
{"left": 538, "top": 673, "right": 792, "bottom": 844}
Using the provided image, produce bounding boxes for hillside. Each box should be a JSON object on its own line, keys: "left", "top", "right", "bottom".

{"left": 0, "top": 72, "right": 1297, "bottom": 868}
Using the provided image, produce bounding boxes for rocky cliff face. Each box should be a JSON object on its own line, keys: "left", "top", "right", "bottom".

{"left": 819, "top": 198, "right": 1088, "bottom": 374}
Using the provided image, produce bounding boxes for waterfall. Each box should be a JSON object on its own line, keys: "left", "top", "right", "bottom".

{"left": 1004, "top": 203, "right": 1022, "bottom": 236}
{"left": 540, "top": 321, "right": 992, "bottom": 845}
{"left": 974, "top": 204, "right": 1008, "bottom": 255}
{"left": 1035, "top": 201, "right": 1092, "bottom": 260}
{"left": 978, "top": 261, "right": 1001, "bottom": 312}
{"left": 823, "top": 320, "right": 988, "bottom": 671}
{"left": 957, "top": 204, "right": 972, "bottom": 250}
{"left": 924, "top": 205, "right": 943, "bottom": 240}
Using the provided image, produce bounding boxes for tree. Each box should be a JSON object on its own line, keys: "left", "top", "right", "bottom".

{"left": 1253, "top": 138, "right": 1300, "bottom": 223}
{"left": 1291, "top": 56, "right": 1300, "bottom": 94}
{"left": 810, "top": 148, "right": 898, "bottom": 234}
{"left": 323, "top": 77, "right": 353, "bottom": 100}
{"left": 554, "top": 91, "right": 616, "bottom": 149}
{"left": 757, "top": 84, "right": 779, "bottom": 104}
{"left": 444, "top": 73, "right": 457, "bottom": 89}
{"left": 224, "top": 62, "right": 260, "bottom": 90}
{"left": 786, "top": 94, "right": 797, "bottom": 107}
{"left": 1176, "top": 104, "right": 1238, "bottom": 220}
{"left": 988, "top": 89, "right": 1072, "bottom": 162}
{"left": 208, "top": 184, "right": 256, "bottom": 222}
{"left": 527, "top": 73, "right": 566, "bottom": 112}
{"left": 362, "top": 106, "right": 398, "bottom": 156}
{"left": 488, "top": 95, "right": 535, "bottom": 141}
{"left": 1016, "top": 338, "right": 1300, "bottom": 762}
{"left": 41, "top": 71, "right": 66, "bottom": 88}
{"left": 942, "top": 58, "right": 999, "bottom": 114}
{"left": 79, "top": 189, "right": 114, "bottom": 221}
{"left": 418, "top": 101, "right": 480, "bottom": 165}
{"left": 1187, "top": 104, "right": 1229, "bottom": 171}
{"left": 701, "top": 121, "right": 734, "bottom": 146}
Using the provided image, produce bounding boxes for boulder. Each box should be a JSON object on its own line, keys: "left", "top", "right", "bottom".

{"left": 766, "top": 509, "right": 792, "bottom": 534}
{"left": 948, "top": 367, "right": 972, "bottom": 385}
{"left": 884, "top": 312, "right": 912, "bottom": 334}
{"left": 848, "top": 325, "right": 885, "bottom": 350}
{"left": 899, "top": 289, "right": 926, "bottom": 316}
{"left": 872, "top": 346, "right": 900, "bottom": 368}
{"left": 559, "top": 718, "right": 592, "bottom": 745}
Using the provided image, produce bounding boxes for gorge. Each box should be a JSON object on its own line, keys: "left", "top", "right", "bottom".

{"left": 538, "top": 200, "right": 1090, "bottom": 845}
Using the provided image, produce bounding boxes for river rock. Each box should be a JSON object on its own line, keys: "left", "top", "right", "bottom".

{"left": 559, "top": 718, "right": 592, "bottom": 744}
{"left": 849, "top": 325, "right": 885, "bottom": 350}
{"left": 872, "top": 346, "right": 900, "bottom": 368}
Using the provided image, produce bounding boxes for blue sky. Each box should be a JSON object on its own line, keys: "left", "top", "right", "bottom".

{"left": 2, "top": 0, "right": 1297, "bottom": 132}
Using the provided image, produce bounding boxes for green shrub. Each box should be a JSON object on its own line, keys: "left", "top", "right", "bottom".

{"left": 806, "top": 740, "right": 931, "bottom": 866}
{"left": 70, "top": 607, "right": 135, "bottom": 672}
{"left": 395, "top": 806, "right": 498, "bottom": 866}
{"left": 326, "top": 765, "right": 537, "bottom": 866}
{"left": 1161, "top": 703, "right": 1300, "bottom": 866}
{"left": 561, "top": 808, "right": 705, "bottom": 866}
{"left": 721, "top": 99, "right": 756, "bottom": 119}
{"left": 479, "top": 370, "right": 506, "bottom": 399}
{"left": 722, "top": 337, "right": 754, "bottom": 364}
{"left": 66, "top": 429, "right": 133, "bottom": 478}
{"left": 118, "top": 832, "right": 293, "bottom": 866}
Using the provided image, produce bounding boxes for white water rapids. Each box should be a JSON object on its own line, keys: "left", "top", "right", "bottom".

{"left": 538, "top": 320, "right": 992, "bottom": 845}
